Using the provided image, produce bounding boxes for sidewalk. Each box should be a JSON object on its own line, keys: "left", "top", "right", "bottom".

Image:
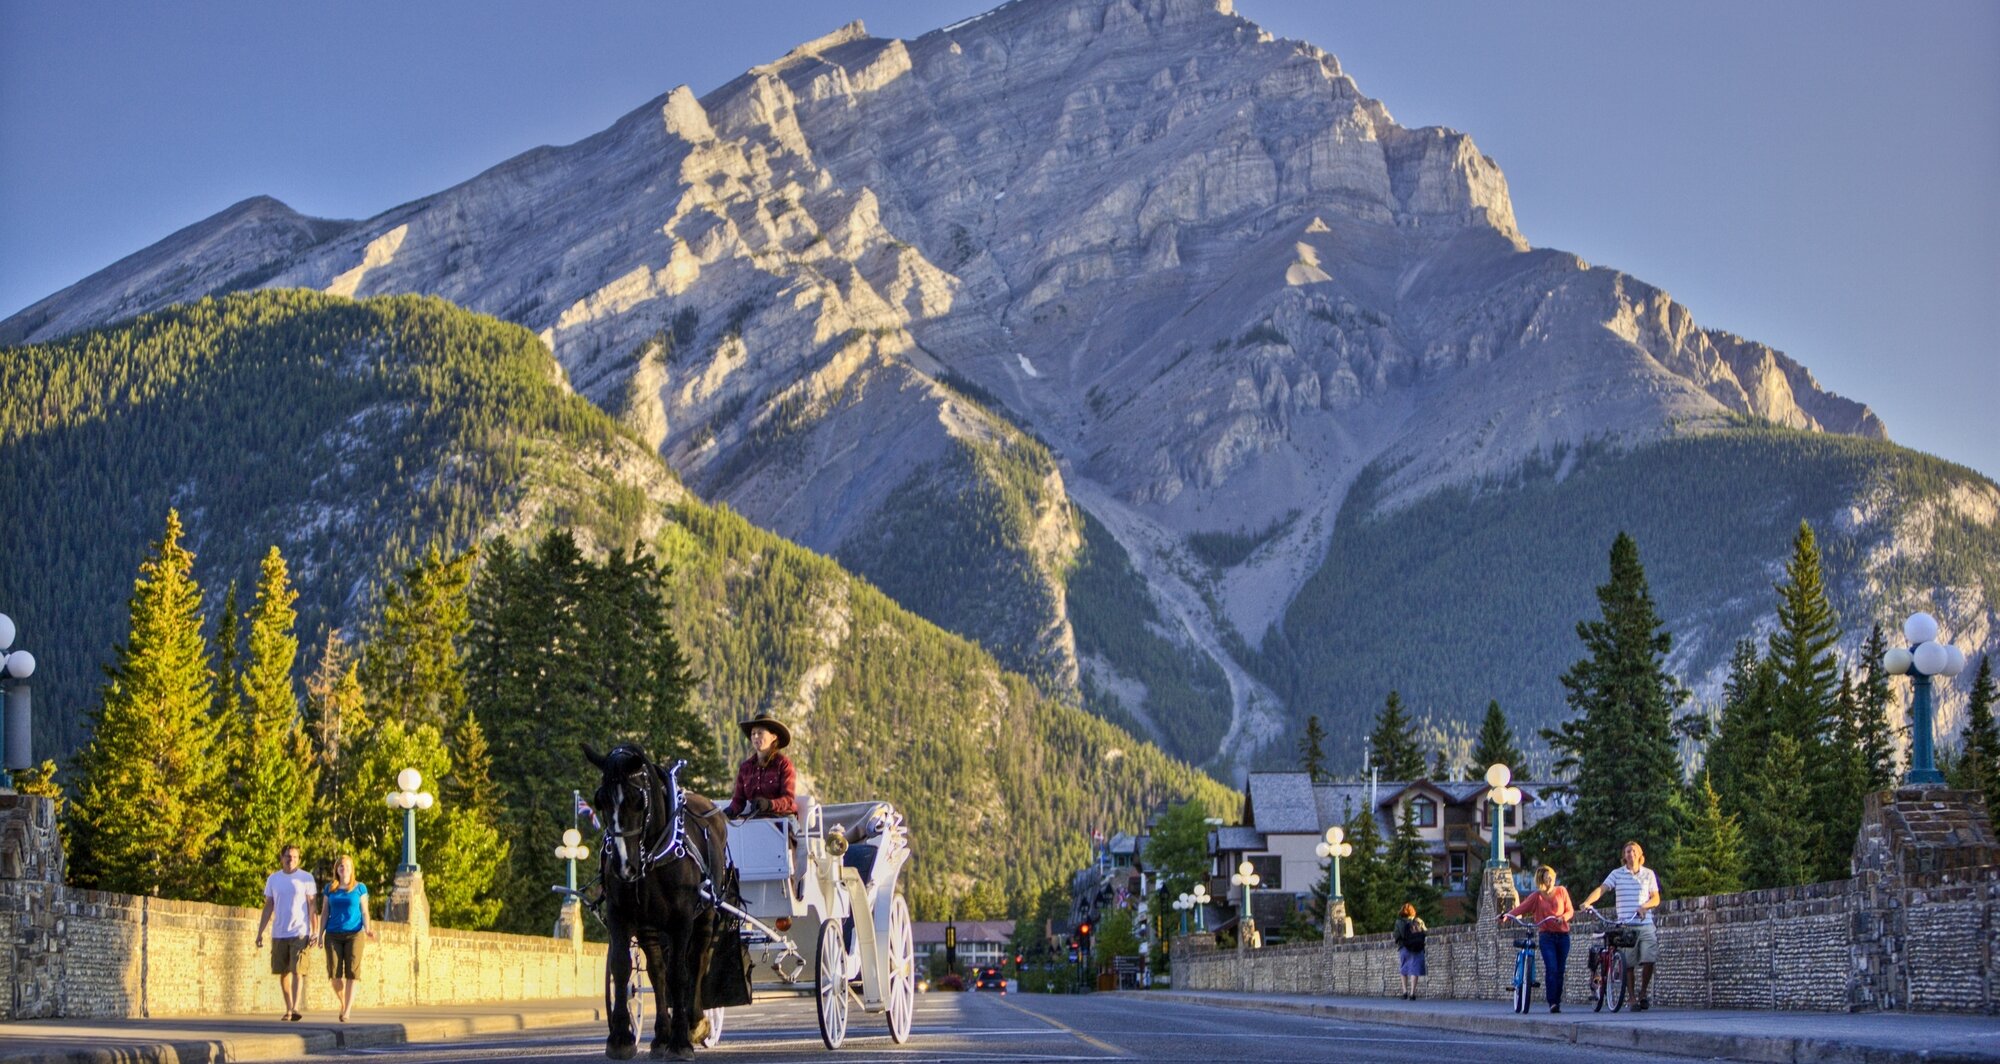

{"left": 1139, "top": 990, "right": 2000, "bottom": 1064}
{"left": 0, "top": 999, "right": 604, "bottom": 1064}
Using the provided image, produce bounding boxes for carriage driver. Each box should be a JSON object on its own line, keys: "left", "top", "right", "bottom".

{"left": 724, "top": 709, "right": 798, "bottom": 820}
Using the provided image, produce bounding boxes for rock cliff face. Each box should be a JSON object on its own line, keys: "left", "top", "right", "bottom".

{"left": 4, "top": 0, "right": 1924, "bottom": 771}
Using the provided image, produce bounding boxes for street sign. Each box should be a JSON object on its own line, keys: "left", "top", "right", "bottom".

{"left": 1111, "top": 955, "right": 1144, "bottom": 974}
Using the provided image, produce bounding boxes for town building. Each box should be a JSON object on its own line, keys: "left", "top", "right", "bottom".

{"left": 912, "top": 919, "right": 1015, "bottom": 975}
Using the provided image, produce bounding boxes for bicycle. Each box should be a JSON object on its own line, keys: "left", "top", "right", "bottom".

{"left": 1503, "top": 916, "right": 1540, "bottom": 1013}
{"left": 1581, "top": 906, "right": 1640, "bottom": 1012}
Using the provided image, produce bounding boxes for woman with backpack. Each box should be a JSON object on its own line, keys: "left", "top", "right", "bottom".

{"left": 1393, "top": 902, "right": 1427, "bottom": 999}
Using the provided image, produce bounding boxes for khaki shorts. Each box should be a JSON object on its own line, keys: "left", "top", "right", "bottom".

{"left": 324, "top": 931, "right": 364, "bottom": 980}
{"left": 270, "top": 936, "right": 309, "bottom": 975}
{"left": 1619, "top": 922, "right": 1659, "bottom": 965}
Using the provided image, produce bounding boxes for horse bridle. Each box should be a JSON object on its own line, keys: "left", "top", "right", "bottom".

{"left": 600, "top": 754, "right": 697, "bottom": 884}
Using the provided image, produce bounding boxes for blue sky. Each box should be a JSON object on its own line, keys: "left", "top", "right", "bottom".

{"left": 3, "top": 1, "right": 1995, "bottom": 477}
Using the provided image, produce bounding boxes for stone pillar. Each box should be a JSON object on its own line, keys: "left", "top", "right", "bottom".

{"left": 1851, "top": 786, "right": 2000, "bottom": 878}
{"left": 1324, "top": 897, "right": 1353, "bottom": 939}
{"left": 0, "top": 794, "right": 66, "bottom": 1020}
{"left": 385, "top": 868, "right": 430, "bottom": 1004}
{"left": 554, "top": 895, "right": 585, "bottom": 947}
{"left": 1475, "top": 866, "right": 1519, "bottom": 998}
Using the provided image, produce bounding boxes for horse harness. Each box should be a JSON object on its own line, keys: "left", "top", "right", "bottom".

{"left": 602, "top": 757, "right": 714, "bottom": 892}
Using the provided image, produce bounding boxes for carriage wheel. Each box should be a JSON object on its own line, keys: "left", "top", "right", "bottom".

{"left": 815, "top": 918, "right": 849, "bottom": 1050}
{"left": 886, "top": 895, "right": 915, "bottom": 1044}
{"left": 697, "top": 1007, "right": 724, "bottom": 1048}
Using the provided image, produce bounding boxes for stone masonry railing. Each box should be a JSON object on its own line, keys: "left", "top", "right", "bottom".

{"left": 1, "top": 794, "right": 608, "bottom": 1020}
{"left": 1176, "top": 787, "right": 2000, "bottom": 1015}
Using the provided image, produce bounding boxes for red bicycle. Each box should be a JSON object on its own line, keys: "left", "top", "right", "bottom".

{"left": 1581, "top": 905, "right": 1639, "bottom": 1012}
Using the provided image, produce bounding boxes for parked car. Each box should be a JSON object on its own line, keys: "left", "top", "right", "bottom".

{"left": 973, "top": 966, "right": 1008, "bottom": 993}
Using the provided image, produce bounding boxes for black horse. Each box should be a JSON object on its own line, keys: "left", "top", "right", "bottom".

{"left": 584, "top": 743, "right": 727, "bottom": 1060}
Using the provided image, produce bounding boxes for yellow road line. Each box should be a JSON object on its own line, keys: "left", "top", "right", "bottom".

{"left": 991, "top": 995, "right": 1128, "bottom": 1057}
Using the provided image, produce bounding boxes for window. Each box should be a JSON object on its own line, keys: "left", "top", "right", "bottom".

{"left": 1409, "top": 796, "right": 1437, "bottom": 828}
{"left": 1250, "top": 855, "right": 1283, "bottom": 891}
{"left": 1448, "top": 852, "right": 1467, "bottom": 891}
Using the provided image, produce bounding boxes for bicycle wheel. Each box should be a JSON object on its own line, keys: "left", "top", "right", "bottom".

{"left": 1607, "top": 950, "right": 1628, "bottom": 1013}
{"left": 1513, "top": 950, "right": 1532, "bottom": 1013}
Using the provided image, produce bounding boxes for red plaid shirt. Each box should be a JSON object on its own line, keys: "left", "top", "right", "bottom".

{"left": 725, "top": 752, "right": 797, "bottom": 817}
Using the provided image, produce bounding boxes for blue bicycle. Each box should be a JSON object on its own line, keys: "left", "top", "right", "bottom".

{"left": 1503, "top": 916, "right": 1541, "bottom": 1013}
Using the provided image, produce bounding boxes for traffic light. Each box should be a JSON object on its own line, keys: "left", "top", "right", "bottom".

{"left": 1014, "top": 953, "right": 1024, "bottom": 975}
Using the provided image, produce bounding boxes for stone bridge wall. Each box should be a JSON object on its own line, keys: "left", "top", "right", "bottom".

{"left": 1, "top": 794, "right": 607, "bottom": 1020}
{"left": 1178, "top": 787, "right": 2000, "bottom": 1015}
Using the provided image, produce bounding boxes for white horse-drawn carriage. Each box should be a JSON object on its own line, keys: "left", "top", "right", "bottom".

{"left": 701, "top": 797, "right": 916, "bottom": 1049}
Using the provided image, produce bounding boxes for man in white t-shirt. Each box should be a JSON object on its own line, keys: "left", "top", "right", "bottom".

{"left": 255, "top": 844, "right": 318, "bottom": 1020}
{"left": 1581, "top": 840, "right": 1661, "bottom": 1010}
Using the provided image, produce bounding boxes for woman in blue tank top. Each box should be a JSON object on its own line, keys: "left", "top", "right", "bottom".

{"left": 316, "top": 854, "right": 375, "bottom": 1022}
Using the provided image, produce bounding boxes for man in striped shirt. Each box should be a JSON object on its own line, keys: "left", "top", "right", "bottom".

{"left": 1581, "top": 840, "right": 1661, "bottom": 1010}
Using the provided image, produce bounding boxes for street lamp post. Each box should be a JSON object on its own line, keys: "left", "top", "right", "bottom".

{"left": 1484, "top": 763, "right": 1523, "bottom": 870}
{"left": 385, "top": 767, "right": 435, "bottom": 871}
{"left": 555, "top": 827, "right": 590, "bottom": 893}
{"left": 1231, "top": 859, "right": 1261, "bottom": 949}
{"left": 1190, "top": 883, "right": 1209, "bottom": 932}
{"left": 1316, "top": 826, "right": 1355, "bottom": 938}
{"left": 1883, "top": 611, "right": 1967, "bottom": 785}
{"left": 1173, "top": 892, "right": 1192, "bottom": 936}
{"left": 0, "top": 613, "right": 37, "bottom": 792}
{"left": 553, "top": 819, "right": 592, "bottom": 942}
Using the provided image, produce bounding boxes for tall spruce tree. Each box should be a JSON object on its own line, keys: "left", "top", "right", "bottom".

{"left": 215, "top": 547, "right": 318, "bottom": 904}
{"left": 1385, "top": 799, "right": 1442, "bottom": 925}
{"left": 69, "top": 510, "right": 225, "bottom": 897}
{"left": 1667, "top": 774, "right": 1745, "bottom": 897}
{"left": 1471, "top": 700, "right": 1525, "bottom": 777}
{"left": 212, "top": 582, "right": 244, "bottom": 777}
{"left": 1961, "top": 655, "right": 2000, "bottom": 819}
{"left": 1766, "top": 521, "right": 1847, "bottom": 878}
{"left": 361, "top": 541, "right": 476, "bottom": 733}
{"left": 1854, "top": 625, "right": 1898, "bottom": 789}
{"left": 1744, "top": 734, "right": 1816, "bottom": 888}
{"left": 1369, "top": 691, "right": 1427, "bottom": 781}
{"left": 1705, "top": 643, "right": 1775, "bottom": 821}
{"left": 1545, "top": 532, "right": 1685, "bottom": 882}
{"left": 303, "top": 631, "right": 369, "bottom": 859}
{"left": 1299, "top": 714, "right": 1330, "bottom": 782}
{"left": 1335, "top": 805, "right": 1392, "bottom": 933}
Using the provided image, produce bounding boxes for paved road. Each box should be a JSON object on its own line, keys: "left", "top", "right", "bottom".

{"left": 278, "top": 990, "right": 1709, "bottom": 1063}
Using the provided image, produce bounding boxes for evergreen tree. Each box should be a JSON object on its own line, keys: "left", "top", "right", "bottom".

{"left": 361, "top": 541, "right": 476, "bottom": 734}
{"left": 1853, "top": 625, "right": 1898, "bottom": 790}
{"left": 1432, "top": 747, "right": 1454, "bottom": 781}
{"left": 1544, "top": 532, "right": 1685, "bottom": 882}
{"left": 1707, "top": 647, "right": 1777, "bottom": 820}
{"left": 1820, "top": 669, "right": 1872, "bottom": 881}
{"left": 1384, "top": 799, "right": 1441, "bottom": 925}
{"left": 215, "top": 547, "right": 317, "bottom": 905}
{"left": 212, "top": 581, "right": 244, "bottom": 775}
{"left": 1368, "top": 691, "right": 1426, "bottom": 781}
{"left": 1470, "top": 700, "right": 1524, "bottom": 777}
{"left": 303, "top": 631, "right": 369, "bottom": 858}
{"left": 1335, "top": 806, "right": 1392, "bottom": 934}
{"left": 352, "top": 717, "right": 507, "bottom": 929}
{"left": 1667, "top": 775, "right": 1745, "bottom": 897}
{"left": 1765, "top": 521, "right": 1846, "bottom": 878}
{"left": 1744, "top": 734, "right": 1816, "bottom": 888}
{"left": 68, "top": 510, "right": 225, "bottom": 897}
{"left": 1298, "top": 714, "right": 1329, "bottom": 783}
{"left": 1961, "top": 655, "right": 2000, "bottom": 819}
{"left": 1146, "top": 799, "right": 1211, "bottom": 897}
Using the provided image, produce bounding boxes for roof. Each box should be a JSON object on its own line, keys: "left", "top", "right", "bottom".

{"left": 910, "top": 920, "right": 1014, "bottom": 946}
{"left": 1243, "top": 772, "right": 1319, "bottom": 834}
{"left": 1106, "top": 831, "right": 1139, "bottom": 856}
{"left": 1211, "top": 825, "right": 1265, "bottom": 852}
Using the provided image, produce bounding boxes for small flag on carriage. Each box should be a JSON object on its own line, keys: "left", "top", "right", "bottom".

{"left": 575, "top": 793, "right": 601, "bottom": 830}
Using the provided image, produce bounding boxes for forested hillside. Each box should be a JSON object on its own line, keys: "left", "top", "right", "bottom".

{"left": 1257, "top": 428, "right": 2000, "bottom": 769}
{"left": 0, "top": 290, "right": 1234, "bottom": 921}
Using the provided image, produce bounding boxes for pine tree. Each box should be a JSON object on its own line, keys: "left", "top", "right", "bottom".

{"left": 1707, "top": 647, "right": 1777, "bottom": 820}
{"left": 1744, "top": 734, "right": 1816, "bottom": 888}
{"left": 1545, "top": 532, "right": 1685, "bottom": 882}
{"left": 1335, "top": 806, "right": 1392, "bottom": 933}
{"left": 1765, "top": 521, "right": 1847, "bottom": 879}
{"left": 1667, "top": 775, "right": 1745, "bottom": 897}
{"left": 1299, "top": 714, "right": 1329, "bottom": 782}
{"left": 212, "top": 581, "right": 244, "bottom": 774}
{"left": 1369, "top": 691, "right": 1426, "bottom": 781}
{"left": 68, "top": 510, "right": 225, "bottom": 897}
{"left": 303, "top": 632, "right": 369, "bottom": 858}
{"left": 215, "top": 547, "right": 318, "bottom": 905}
{"left": 1384, "top": 799, "right": 1441, "bottom": 925}
{"left": 361, "top": 541, "right": 476, "bottom": 733}
{"left": 1853, "top": 625, "right": 1898, "bottom": 790}
{"left": 1961, "top": 655, "right": 2000, "bottom": 819}
{"left": 1471, "top": 700, "right": 1524, "bottom": 777}
{"left": 353, "top": 717, "right": 506, "bottom": 929}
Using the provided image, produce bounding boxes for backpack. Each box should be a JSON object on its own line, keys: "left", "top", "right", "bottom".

{"left": 1399, "top": 919, "right": 1427, "bottom": 953}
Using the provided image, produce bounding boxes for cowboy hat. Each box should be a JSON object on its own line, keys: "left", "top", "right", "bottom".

{"left": 737, "top": 709, "right": 792, "bottom": 749}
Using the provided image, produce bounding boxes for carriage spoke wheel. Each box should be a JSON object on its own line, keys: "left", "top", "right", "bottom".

{"left": 886, "top": 895, "right": 915, "bottom": 1044}
{"left": 815, "top": 918, "right": 849, "bottom": 1050}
